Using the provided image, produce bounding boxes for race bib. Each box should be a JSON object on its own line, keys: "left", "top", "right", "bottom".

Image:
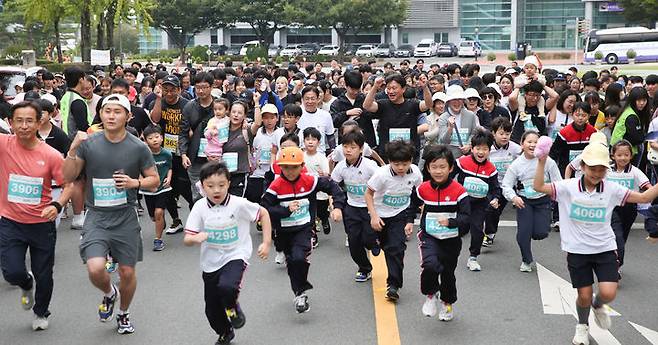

{"left": 607, "top": 177, "right": 634, "bottom": 190}
{"left": 523, "top": 119, "right": 538, "bottom": 132}
{"left": 7, "top": 174, "right": 43, "bottom": 205}
{"left": 164, "top": 133, "right": 178, "bottom": 154}
{"left": 569, "top": 150, "right": 583, "bottom": 162}
{"left": 280, "top": 199, "right": 311, "bottom": 227}
{"left": 570, "top": 200, "right": 606, "bottom": 223}
{"left": 425, "top": 212, "right": 458, "bottom": 239}
{"left": 345, "top": 182, "right": 367, "bottom": 197}
{"left": 490, "top": 155, "right": 513, "bottom": 176}
{"left": 450, "top": 128, "right": 469, "bottom": 147}
{"left": 383, "top": 193, "right": 410, "bottom": 208}
{"left": 522, "top": 179, "right": 543, "bottom": 199}
{"left": 92, "top": 178, "right": 127, "bottom": 207}
{"left": 205, "top": 218, "right": 239, "bottom": 249}
{"left": 463, "top": 176, "right": 488, "bottom": 198}
{"left": 198, "top": 138, "right": 208, "bottom": 158}
{"left": 217, "top": 119, "right": 230, "bottom": 144}
{"left": 258, "top": 149, "right": 271, "bottom": 165}
{"left": 389, "top": 128, "right": 411, "bottom": 142}
{"left": 222, "top": 152, "right": 239, "bottom": 172}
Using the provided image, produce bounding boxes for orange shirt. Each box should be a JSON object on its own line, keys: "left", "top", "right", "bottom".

{"left": 0, "top": 134, "right": 65, "bottom": 224}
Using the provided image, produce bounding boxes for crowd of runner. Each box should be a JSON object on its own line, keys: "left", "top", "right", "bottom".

{"left": 1, "top": 55, "right": 658, "bottom": 345}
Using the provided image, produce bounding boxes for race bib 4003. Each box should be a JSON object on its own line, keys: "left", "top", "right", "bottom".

{"left": 383, "top": 193, "right": 410, "bottom": 208}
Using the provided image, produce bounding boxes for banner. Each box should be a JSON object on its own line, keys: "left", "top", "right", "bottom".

{"left": 90, "top": 49, "right": 111, "bottom": 66}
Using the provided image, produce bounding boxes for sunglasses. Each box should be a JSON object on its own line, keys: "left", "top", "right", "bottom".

{"left": 483, "top": 94, "right": 495, "bottom": 100}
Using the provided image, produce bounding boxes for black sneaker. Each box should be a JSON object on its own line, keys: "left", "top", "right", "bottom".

{"left": 311, "top": 232, "right": 319, "bottom": 249}
{"left": 482, "top": 234, "right": 494, "bottom": 247}
{"left": 225, "top": 304, "right": 246, "bottom": 329}
{"left": 386, "top": 286, "right": 400, "bottom": 302}
{"left": 294, "top": 292, "right": 310, "bottom": 313}
{"left": 322, "top": 220, "right": 331, "bottom": 235}
{"left": 165, "top": 219, "right": 183, "bottom": 235}
{"left": 216, "top": 328, "right": 235, "bottom": 345}
{"left": 116, "top": 313, "right": 135, "bottom": 334}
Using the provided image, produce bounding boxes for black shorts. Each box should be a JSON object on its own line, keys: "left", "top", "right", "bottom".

{"left": 144, "top": 191, "right": 170, "bottom": 218}
{"left": 567, "top": 250, "right": 619, "bottom": 288}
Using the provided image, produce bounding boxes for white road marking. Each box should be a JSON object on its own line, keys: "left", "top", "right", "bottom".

{"left": 629, "top": 322, "right": 658, "bottom": 344}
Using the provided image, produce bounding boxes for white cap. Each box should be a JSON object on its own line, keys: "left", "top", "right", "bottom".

{"left": 523, "top": 55, "right": 540, "bottom": 68}
{"left": 445, "top": 85, "right": 466, "bottom": 102}
{"left": 505, "top": 68, "right": 518, "bottom": 75}
{"left": 487, "top": 83, "right": 503, "bottom": 98}
{"left": 464, "top": 88, "right": 481, "bottom": 100}
{"left": 101, "top": 94, "right": 131, "bottom": 112}
{"left": 41, "top": 93, "right": 57, "bottom": 106}
{"left": 431, "top": 92, "right": 448, "bottom": 103}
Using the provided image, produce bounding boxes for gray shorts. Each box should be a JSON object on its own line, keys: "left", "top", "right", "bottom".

{"left": 80, "top": 207, "right": 143, "bottom": 267}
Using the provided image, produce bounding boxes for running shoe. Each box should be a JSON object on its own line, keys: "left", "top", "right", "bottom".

{"left": 21, "top": 272, "right": 34, "bottom": 310}
{"left": 215, "top": 328, "right": 235, "bottom": 345}
{"left": 165, "top": 219, "right": 183, "bottom": 234}
{"left": 322, "top": 220, "right": 331, "bottom": 234}
{"left": 99, "top": 284, "right": 118, "bottom": 322}
{"left": 105, "top": 256, "right": 117, "bottom": 273}
{"left": 32, "top": 315, "right": 48, "bottom": 331}
{"left": 438, "top": 302, "right": 454, "bottom": 321}
{"left": 311, "top": 232, "right": 319, "bottom": 249}
{"left": 386, "top": 286, "right": 400, "bottom": 302}
{"left": 482, "top": 234, "right": 494, "bottom": 247}
{"left": 153, "top": 239, "right": 165, "bottom": 251}
{"left": 422, "top": 294, "right": 437, "bottom": 317}
{"left": 572, "top": 324, "right": 590, "bottom": 345}
{"left": 467, "top": 257, "right": 481, "bottom": 271}
{"left": 520, "top": 262, "right": 533, "bottom": 272}
{"left": 71, "top": 213, "right": 85, "bottom": 230}
{"left": 354, "top": 271, "right": 372, "bottom": 283}
{"left": 116, "top": 313, "right": 135, "bottom": 334}
{"left": 274, "top": 251, "right": 286, "bottom": 265}
{"left": 592, "top": 297, "right": 611, "bottom": 330}
{"left": 225, "top": 304, "right": 246, "bottom": 329}
{"left": 294, "top": 293, "right": 310, "bottom": 313}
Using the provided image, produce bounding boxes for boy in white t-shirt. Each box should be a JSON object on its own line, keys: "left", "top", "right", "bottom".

{"left": 533, "top": 140, "right": 658, "bottom": 345}
{"left": 303, "top": 127, "right": 331, "bottom": 248}
{"left": 184, "top": 161, "right": 272, "bottom": 345}
{"left": 366, "top": 140, "right": 423, "bottom": 302}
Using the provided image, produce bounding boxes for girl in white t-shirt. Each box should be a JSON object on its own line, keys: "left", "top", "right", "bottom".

{"left": 303, "top": 127, "right": 331, "bottom": 248}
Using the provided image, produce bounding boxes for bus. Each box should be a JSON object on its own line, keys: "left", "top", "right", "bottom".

{"left": 584, "top": 27, "right": 658, "bottom": 64}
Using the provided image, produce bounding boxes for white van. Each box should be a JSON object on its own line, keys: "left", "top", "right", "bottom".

{"left": 414, "top": 39, "right": 438, "bottom": 57}
{"left": 240, "top": 40, "right": 260, "bottom": 56}
{"left": 458, "top": 40, "right": 482, "bottom": 57}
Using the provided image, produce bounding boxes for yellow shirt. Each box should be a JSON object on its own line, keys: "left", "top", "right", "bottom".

{"left": 591, "top": 110, "right": 606, "bottom": 130}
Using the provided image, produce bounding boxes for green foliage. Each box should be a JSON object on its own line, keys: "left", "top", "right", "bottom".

{"left": 189, "top": 45, "right": 210, "bottom": 60}
{"left": 0, "top": 59, "right": 22, "bottom": 65}
{"left": 507, "top": 53, "right": 517, "bottom": 61}
{"left": 246, "top": 46, "right": 268, "bottom": 61}
{"left": 243, "top": 56, "right": 249, "bottom": 64}
{"left": 626, "top": 49, "right": 637, "bottom": 59}
{"left": 594, "top": 51, "right": 604, "bottom": 60}
{"left": 275, "top": 55, "right": 283, "bottom": 64}
{"left": 218, "top": 0, "right": 297, "bottom": 48}
{"left": 619, "top": 0, "right": 658, "bottom": 28}
{"left": 486, "top": 52, "right": 496, "bottom": 61}
{"left": 3, "top": 44, "right": 26, "bottom": 59}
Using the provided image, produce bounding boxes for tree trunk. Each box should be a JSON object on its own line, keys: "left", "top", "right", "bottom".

{"left": 54, "top": 16, "right": 63, "bottom": 63}
{"left": 106, "top": 0, "right": 118, "bottom": 62}
{"left": 336, "top": 29, "right": 348, "bottom": 62}
{"left": 96, "top": 15, "right": 106, "bottom": 49}
{"left": 81, "top": 1, "right": 92, "bottom": 64}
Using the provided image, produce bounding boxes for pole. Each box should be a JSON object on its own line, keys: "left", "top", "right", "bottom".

{"left": 574, "top": 17, "right": 578, "bottom": 66}
{"left": 119, "top": 17, "right": 123, "bottom": 65}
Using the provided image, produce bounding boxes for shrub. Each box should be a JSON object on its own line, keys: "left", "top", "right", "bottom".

{"left": 0, "top": 58, "right": 22, "bottom": 65}
{"left": 507, "top": 53, "right": 517, "bottom": 62}
{"left": 626, "top": 49, "right": 637, "bottom": 59}
{"left": 594, "top": 51, "right": 603, "bottom": 60}
{"left": 245, "top": 46, "right": 268, "bottom": 62}
{"left": 275, "top": 55, "right": 283, "bottom": 65}
{"left": 486, "top": 52, "right": 496, "bottom": 61}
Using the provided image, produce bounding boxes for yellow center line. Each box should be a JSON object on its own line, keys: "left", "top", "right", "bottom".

{"left": 370, "top": 253, "right": 401, "bottom": 345}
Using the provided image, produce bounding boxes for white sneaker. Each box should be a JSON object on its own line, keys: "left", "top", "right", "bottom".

{"left": 421, "top": 295, "right": 437, "bottom": 317}
{"left": 275, "top": 251, "right": 286, "bottom": 265}
{"left": 345, "top": 235, "right": 349, "bottom": 247}
{"left": 572, "top": 324, "right": 590, "bottom": 345}
{"left": 438, "top": 302, "right": 454, "bottom": 321}
{"left": 592, "top": 300, "right": 611, "bottom": 330}
{"left": 32, "top": 315, "right": 48, "bottom": 331}
{"left": 71, "top": 214, "right": 85, "bottom": 230}
{"left": 467, "top": 257, "right": 481, "bottom": 271}
{"left": 520, "top": 262, "right": 533, "bottom": 272}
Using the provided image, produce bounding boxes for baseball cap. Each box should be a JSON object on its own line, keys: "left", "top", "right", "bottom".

{"left": 101, "top": 94, "right": 131, "bottom": 112}
{"left": 161, "top": 75, "right": 180, "bottom": 88}
{"left": 505, "top": 68, "right": 518, "bottom": 75}
{"left": 431, "top": 92, "right": 447, "bottom": 103}
{"left": 278, "top": 147, "right": 305, "bottom": 166}
{"left": 554, "top": 73, "right": 566, "bottom": 81}
{"left": 261, "top": 103, "right": 279, "bottom": 115}
{"left": 581, "top": 141, "right": 610, "bottom": 167}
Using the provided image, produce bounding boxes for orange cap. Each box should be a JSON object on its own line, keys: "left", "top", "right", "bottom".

{"left": 278, "top": 147, "right": 304, "bottom": 166}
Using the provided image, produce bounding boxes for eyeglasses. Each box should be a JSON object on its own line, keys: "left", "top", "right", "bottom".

{"left": 483, "top": 94, "right": 495, "bottom": 100}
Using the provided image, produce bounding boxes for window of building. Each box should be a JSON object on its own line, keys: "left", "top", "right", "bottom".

{"left": 402, "top": 33, "right": 409, "bottom": 44}
{"left": 434, "top": 32, "right": 448, "bottom": 43}
{"left": 211, "top": 31, "right": 218, "bottom": 45}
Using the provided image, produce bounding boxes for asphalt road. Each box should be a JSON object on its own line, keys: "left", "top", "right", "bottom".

{"left": 1, "top": 205, "right": 657, "bottom": 345}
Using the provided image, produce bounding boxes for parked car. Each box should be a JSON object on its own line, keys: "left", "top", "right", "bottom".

{"left": 240, "top": 40, "right": 260, "bottom": 56}
{"left": 268, "top": 45, "right": 282, "bottom": 57}
{"left": 280, "top": 44, "right": 303, "bottom": 57}
{"left": 299, "top": 43, "right": 321, "bottom": 55}
{"left": 395, "top": 44, "right": 414, "bottom": 57}
{"left": 355, "top": 44, "right": 375, "bottom": 57}
{"left": 374, "top": 43, "right": 396, "bottom": 57}
{"left": 345, "top": 44, "right": 359, "bottom": 56}
{"left": 226, "top": 45, "right": 242, "bottom": 56}
{"left": 318, "top": 45, "right": 340, "bottom": 56}
{"left": 414, "top": 39, "right": 439, "bottom": 57}
{"left": 0, "top": 67, "right": 26, "bottom": 99}
{"left": 210, "top": 44, "right": 229, "bottom": 56}
{"left": 437, "top": 42, "right": 458, "bottom": 57}
{"left": 458, "top": 40, "right": 482, "bottom": 57}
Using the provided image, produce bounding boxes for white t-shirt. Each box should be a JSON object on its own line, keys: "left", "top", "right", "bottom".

{"left": 547, "top": 110, "right": 572, "bottom": 140}
{"left": 606, "top": 165, "right": 650, "bottom": 192}
{"left": 367, "top": 164, "right": 422, "bottom": 218}
{"left": 304, "top": 151, "right": 330, "bottom": 200}
{"left": 552, "top": 178, "right": 630, "bottom": 254}
{"left": 330, "top": 143, "right": 374, "bottom": 163}
{"left": 331, "top": 156, "right": 378, "bottom": 208}
{"left": 489, "top": 141, "right": 522, "bottom": 184}
{"left": 298, "top": 108, "right": 335, "bottom": 154}
{"left": 184, "top": 195, "right": 260, "bottom": 273}
{"left": 251, "top": 129, "right": 278, "bottom": 178}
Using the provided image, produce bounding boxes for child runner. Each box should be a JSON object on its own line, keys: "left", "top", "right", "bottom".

{"left": 261, "top": 147, "right": 345, "bottom": 313}
{"left": 273, "top": 103, "right": 302, "bottom": 149}
{"left": 533, "top": 138, "right": 658, "bottom": 345}
{"left": 203, "top": 98, "right": 231, "bottom": 160}
{"left": 184, "top": 161, "right": 272, "bottom": 345}
{"left": 302, "top": 127, "right": 331, "bottom": 248}
{"left": 502, "top": 131, "right": 562, "bottom": 272}
{"left": 549, "top": 102, "right": 597, "bottom": 177}
{"left": 484, "top": 117, "right": 521, "bottom": 247}
{"left": 607, "top": 140, "right": 650, "bottom": 278}
{"left": 365, "top": 140, "right": 423, "bottom": 301}
{"left": 140, "top": 124, "right": 173, "bottom": 251}
{"left": 600, "top": 105, "right": 619, "bottom": 144}
{"left": 329, "top": 120, "right": 384, "bottom": 171}
{"left": 245, "top": 103, "right": 279, "bottom": 204}
{"left": 331, "top": 131, "right": 381, "bottom": 282}
{"left": 452, "top": 129, "right": 501, "bottom": 271}
{"left": 409, "top": 145, "right": 470, "bottom": 321}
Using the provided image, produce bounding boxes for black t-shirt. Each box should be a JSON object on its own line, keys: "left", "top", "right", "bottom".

{"left": 156, "top": 97, "right": 189, "bottom": 155}
{"left": 373, "top": 98, "right": 422, "bottom": 160}
{"left": 42, "top": 124, "right": 71, "bottom": 155}
{"left": 510, "top": 105, "right": 548, "bottom": 144}
{"left": 478, "top": 105, "right": 511, "bottom": 130}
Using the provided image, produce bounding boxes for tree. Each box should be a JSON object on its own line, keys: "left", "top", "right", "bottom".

{"left": 95, "top": 0, "right": 153, "bottom": 62}
{"left": 219, "top": 0, "right": 296, "bottom": 49}
{"left": 149, "top": 0, "right": 221, "bottom": 62}
{"left": 619, "top": 0, "right": 658, "bottom": 28}
{"left": 19, "top": 0, "right": 74, "bottom": 62}
{"left": 295, "top": 0, "right": 408, "bottom": 58}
